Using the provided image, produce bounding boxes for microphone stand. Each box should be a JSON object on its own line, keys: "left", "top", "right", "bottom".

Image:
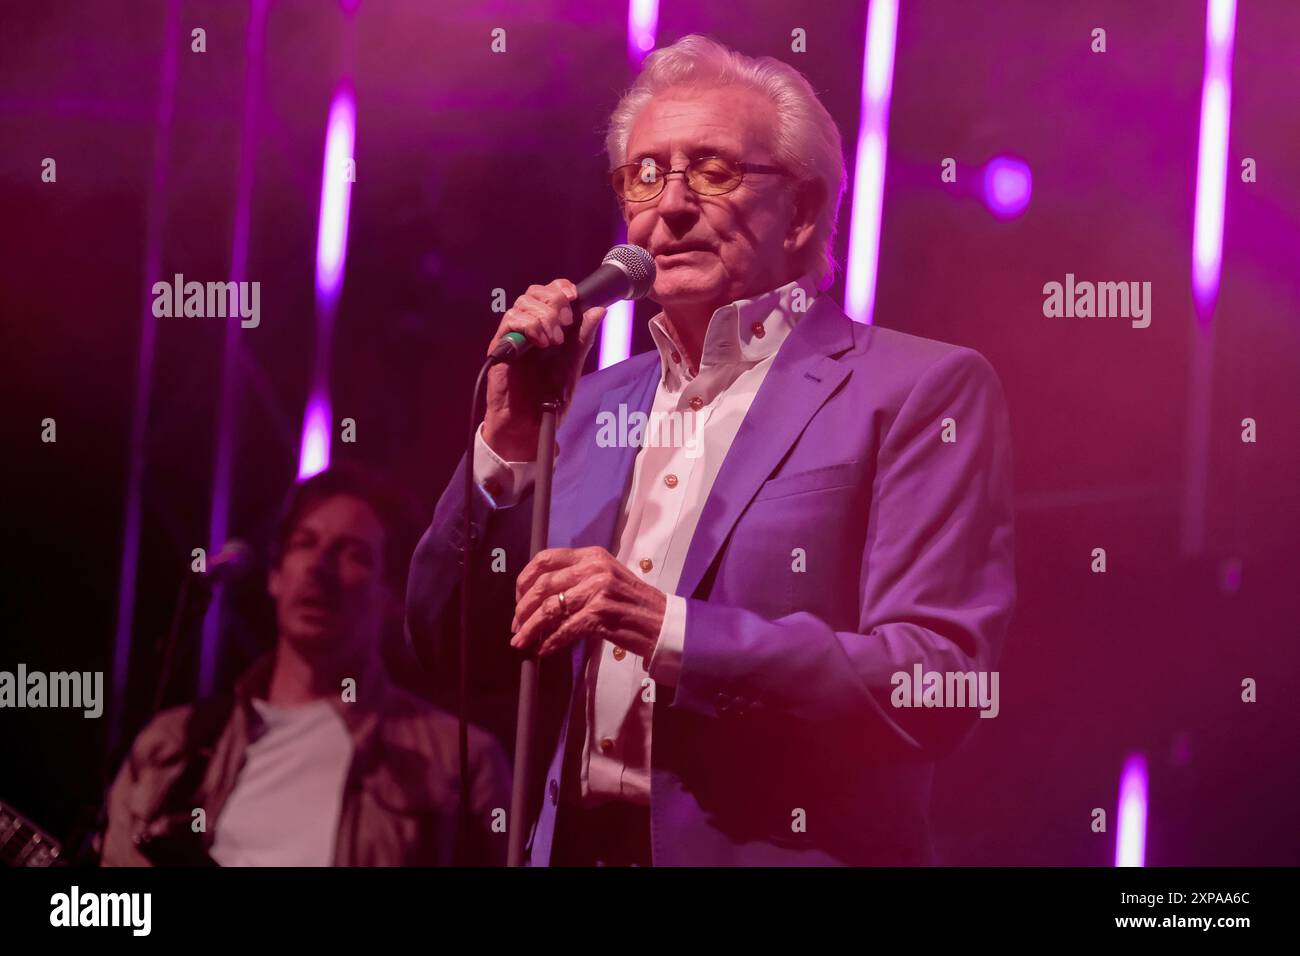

{"left": 506, "top": 397, "right": 558, "bottom": 867}
{"left": 458, "top": 249, "right": 651, "bottom": 865}
{"left": 152, "top": 573, "right": 214, "bottom": 715}
{"left": 461, "top": 328, "right": 573, "bottom": 868}
{"left": 505, "top": 312, "right": 587, "bottom": 867}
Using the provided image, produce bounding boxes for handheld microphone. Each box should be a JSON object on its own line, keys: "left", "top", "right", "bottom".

{"left": 488, "top": 244, "right": 657, "bottom": 365}
{"left": 195, "top": 539, "right": 254, "bottom": 587}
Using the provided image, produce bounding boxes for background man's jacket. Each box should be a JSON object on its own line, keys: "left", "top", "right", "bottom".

{"left": 102, "top": 654, "right": 511, "bottom": 866}
{"left": 407, "top": 295, "right": 1016, "bottom": 865}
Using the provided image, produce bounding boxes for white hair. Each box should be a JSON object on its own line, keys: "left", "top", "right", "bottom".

{"left": 606, "top": 34, "right": 848, "bottom": 289}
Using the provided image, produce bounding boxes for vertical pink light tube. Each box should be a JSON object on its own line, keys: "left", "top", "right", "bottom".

{"left": 109, "top": 0, "right": 182, "bottom": 750}
{"left": 845, "top": 0, "right": 898, "bottom": 324}
{"left": 198, "top": 0, "right": 269, "bottom": 694}
{"left": 599, "top": 223, "right": 634, "bottom": 371}
{"left": 1182, "top": 0, "right": 1238, "bottom": 555}
{"left": 298, "top": 84, "right": 355, "bottom": 479}
{"left": 298, "top": 395, "right": 333, "bottom": 479}
{"left": 627, "top": 0, "right": 659, "bottom": 65}
{"left": 599, "top": 299, "right": 635, "bottom": 370}
{"left": 1191, "top": 0, "right": 1236, "bottom": 318}
{"left": 315, "top": 86, "right": 355, "bottom": 312}
{"left": 1115, "top": 752, "right": 1148, "bottom": 867}
{"left": 599, "top": 3, "right": 659, "bottom": 370}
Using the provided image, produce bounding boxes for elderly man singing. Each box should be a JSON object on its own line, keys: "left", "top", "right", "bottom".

{"left": 407, "top": 34, "right": 1015, "bottom": 866}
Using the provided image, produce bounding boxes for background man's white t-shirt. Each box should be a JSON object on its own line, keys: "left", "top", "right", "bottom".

{"left": 210, "top": 698, "right": 353, "bottom": 867}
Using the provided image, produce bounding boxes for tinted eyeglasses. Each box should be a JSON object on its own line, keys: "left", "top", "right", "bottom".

{"left": 610, "top": 155, "right": 791, "bottom": 202}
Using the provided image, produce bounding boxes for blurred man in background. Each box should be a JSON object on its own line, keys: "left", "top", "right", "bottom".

{"left": 104, "top": 465, "right": 510, "bottom": 866}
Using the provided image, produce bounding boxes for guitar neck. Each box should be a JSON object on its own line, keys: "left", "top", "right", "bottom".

{"left": 0, "top": 799, "right": 63, "bottom": 867}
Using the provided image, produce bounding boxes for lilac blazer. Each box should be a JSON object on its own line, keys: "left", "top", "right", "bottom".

{"left": 406, "top": 294, "right": 1015, "bottom": 866}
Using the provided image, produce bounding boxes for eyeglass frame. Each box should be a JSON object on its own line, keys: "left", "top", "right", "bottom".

{"left": 609, "top": 155, "right": 792, "bottom": 202}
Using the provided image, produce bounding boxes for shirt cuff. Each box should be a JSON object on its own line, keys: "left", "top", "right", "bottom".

{"left": 647, "top": 595, "right": 686, "bottom": 688}
{"left": 473, "top": 422, "right": 537, "bottom": 508}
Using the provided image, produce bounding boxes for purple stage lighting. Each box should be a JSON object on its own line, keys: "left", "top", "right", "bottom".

{"left": 599, "top": 299, "right": 635, "bottom": 371}
{"left": 298, "top": 81, "right": 356, "bottom": 480}
{"left": 109, "top": 0, "right": 183, "bottom": 748}
{"left": 628, "top": 0, "right": 659, "bottom": 64}
{"left": 1115, "top": 752, "right": 1149, "bottom": 867}
{"left": 298, "top": 392, "right": 332, "bottom": 479}
{"left": 315, "top": 85, "right": 356, "bottom": 308}
{"left": 845, "top": 0, "right": 899, "bottom": 324}
{"left": 982, "top": 156, "right": 1032, "bottom": 219}
{"left": 1191, "top": 0, "right": 1237, "bottom": 317}
{"left": 598, "top": 5, "right": 657, "bottom": 370}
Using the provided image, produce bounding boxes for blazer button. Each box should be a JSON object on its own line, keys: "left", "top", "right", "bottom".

{"left": 548, "top": 779, "right": 559, "bottom": 806}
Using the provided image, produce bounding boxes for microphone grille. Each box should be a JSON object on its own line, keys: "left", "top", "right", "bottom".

{"left": 213, "top": 539, "right": 252, "bottom": 566}
{"left": 602, "top": 244, "right": 657, "bottom": 299}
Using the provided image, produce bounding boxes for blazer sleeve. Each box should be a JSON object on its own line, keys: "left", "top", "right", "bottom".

{"left": 405, "top": 451, "right": 535, "bottom": 693}
{"left": 670, "top": 347, "right": 1016, "bottom": 756}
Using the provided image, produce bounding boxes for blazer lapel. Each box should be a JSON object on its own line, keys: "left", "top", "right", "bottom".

{"left": 550, "top": 358, "right": 660, "bottom": 553}
{"left": 675, "top": 297, "right": 856, "bottom": 600}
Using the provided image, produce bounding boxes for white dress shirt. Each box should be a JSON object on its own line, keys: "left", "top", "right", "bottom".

{"left": 474, "top": 274, "right": 816, "bottom": 807}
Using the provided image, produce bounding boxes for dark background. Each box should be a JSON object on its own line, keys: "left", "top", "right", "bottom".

{"left": 2, "top": 0, "right": 1297, "bottom": 865}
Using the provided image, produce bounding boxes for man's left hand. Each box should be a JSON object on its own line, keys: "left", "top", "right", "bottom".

{"left": 510, "top": 546, "right": 667, "bottom": 660}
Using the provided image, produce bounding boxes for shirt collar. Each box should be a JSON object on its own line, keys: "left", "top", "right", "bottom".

{"left": 648, "top": 272, "right": 818, "bottom": 389}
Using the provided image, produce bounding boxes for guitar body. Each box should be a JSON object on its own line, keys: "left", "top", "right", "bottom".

{"left": 0, "top": 799, "right": 64, "bottom": 866}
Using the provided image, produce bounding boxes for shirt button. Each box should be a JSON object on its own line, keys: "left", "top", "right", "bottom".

{"left": 688, "top": 396, "right": 704, "bottom": 411}
{"left": 663, "top": 474, "right": 678, "bottom": 488}
{"left": 612, "top": 646, "right": 626, "bottom": 661}
{"left": 639, "top": 557, "right": 653, "bottom": 573}
{"left": 671, "top": 351, "right": 681, "bottom": 364}
{"left": 599, "top": 738, "right": 615, "bottom": 755}
{"left": 752, "top": 322, "right": 766, "bottom": 338}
